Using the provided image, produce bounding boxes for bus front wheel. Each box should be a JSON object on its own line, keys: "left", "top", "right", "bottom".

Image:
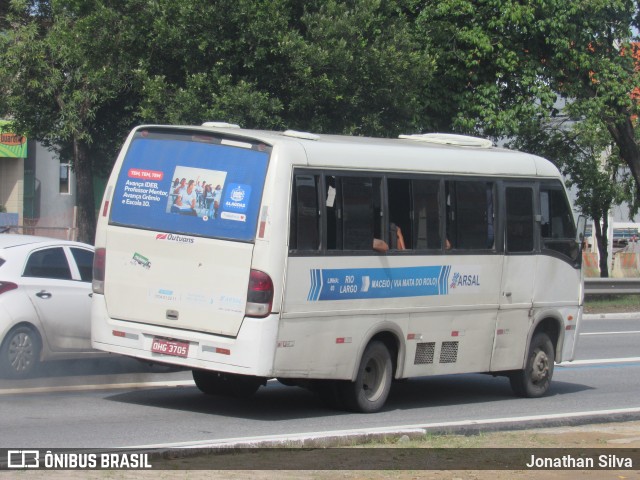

{"left": 339, "top": 341, "right": 392, "bottom": 413}
{"left": 509, "top": 332, "right": 555, "bottom": 398}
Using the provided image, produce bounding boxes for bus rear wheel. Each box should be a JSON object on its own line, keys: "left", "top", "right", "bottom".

{"left": 192, "top": 370, "right": 263, "bottom": 398}
{"left": 509, "top": 332, "right": 555, "bottom": 398}
{"left": 339, "top": 341, "right": 392, "bottom": 413}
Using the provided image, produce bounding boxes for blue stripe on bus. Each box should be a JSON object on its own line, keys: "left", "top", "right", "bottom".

{"left": 307, "top": 266, "right": 451, "bottom": 301}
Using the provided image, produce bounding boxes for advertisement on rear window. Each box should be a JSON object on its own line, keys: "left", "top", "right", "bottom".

{"left": 110, "top": 133, "right": 270, "bottom": 241}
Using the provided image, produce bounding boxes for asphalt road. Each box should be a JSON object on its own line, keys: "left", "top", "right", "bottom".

{"left": 1, "top": 315, "right": 639, "bottom": 449}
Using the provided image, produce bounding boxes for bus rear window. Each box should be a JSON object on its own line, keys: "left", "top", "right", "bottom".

{"left": 109, "top": 130, "right": 270, "bottom": 241}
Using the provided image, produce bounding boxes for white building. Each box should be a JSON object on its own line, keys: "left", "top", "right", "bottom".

{"left": 0, "top": 121, "right": 78, "bottom": 239}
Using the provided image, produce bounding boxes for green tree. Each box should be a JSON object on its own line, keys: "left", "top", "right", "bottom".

{"left": 416, "top": 0, "right": 640, "bottom": 276}
{"left": 134, "top": 0, "right": 289, "bottom": 128}
{"left": 136, "top": 0, "right": 434, "bottom": 137}
{"left": 0, "top": 0, "right": 434, "bottom": 244}
{"left": 513, "top": 118, "right": 634, "bottom": 277}
{"left": 280, "top": 0, "right": 434, "bottom": 136}
{"left": 416, "top": 1, "right": 639, "bottom": 145}
{"left": 0, "top": 0, "right": 142, "bottom": 243}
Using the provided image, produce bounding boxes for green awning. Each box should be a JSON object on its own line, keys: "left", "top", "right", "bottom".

{"left": 0, "top": 120, "right": 27, "bottom": 158}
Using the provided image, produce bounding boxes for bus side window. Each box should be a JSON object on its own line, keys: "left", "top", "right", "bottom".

{"left": 290, "top": 174, "right": 320, "bottom": 251}
{"left": 341, "top": 176, "right": 376, "bottom": 250}
{"left": 386, "top": 177, "right": 442, "bottom": 251}
{"left": 446, "top": 180, "right": 494, "bottom": 250}
{"left": 540, "top": 186, "right": 578, "bottom": 261}
{"left": 388, "top": 178, "right": 413, "bottom": 249}
{"left": 505, "top": 186, "right": 534, "bottom": 253}
{"left": 413, "top": 179, "right": 441, "bottom": 250}
{"left": 325, "top": 175, "right": 341, "bottom": 250}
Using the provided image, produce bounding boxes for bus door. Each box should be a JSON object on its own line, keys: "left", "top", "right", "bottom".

{"left": 492, "top": 183, "right": 537, "bottom": 371}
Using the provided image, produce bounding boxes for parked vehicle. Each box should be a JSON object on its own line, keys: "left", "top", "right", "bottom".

{"left": 0, "top": 234, "right": 96, "bottom": 378}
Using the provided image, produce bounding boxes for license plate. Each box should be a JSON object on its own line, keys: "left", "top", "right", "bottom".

{"left": 151, "top": 337, "right": 189, "bottom": 358}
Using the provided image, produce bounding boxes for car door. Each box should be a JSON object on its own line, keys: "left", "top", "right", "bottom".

{"left": 21, "top": 246, "right": 94, "bottom": 351}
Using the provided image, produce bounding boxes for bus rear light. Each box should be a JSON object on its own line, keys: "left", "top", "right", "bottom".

{"left": 0, "top": 281, "right": 18, "bottom": 295}
{"left": 245, "top": 269, "right": 273, "bottom": 318}
{"left": 92, "top": 248, "right": 106, "bottom": 294}
{"left": 112, "top": 330, "right": 139, "bottom": 340}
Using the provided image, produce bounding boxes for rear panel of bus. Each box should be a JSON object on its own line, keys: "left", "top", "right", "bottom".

{"left": 91, "top": 126, "right": 290, "bottom": 376}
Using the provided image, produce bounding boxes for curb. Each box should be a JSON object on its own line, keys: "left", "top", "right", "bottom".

{"left": 583, "top": 312, "right": 640, "bottom": 320}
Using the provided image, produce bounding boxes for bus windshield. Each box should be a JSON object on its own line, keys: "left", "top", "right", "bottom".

{"left": 109, "top": 129, "right": 270, "bottom": 241}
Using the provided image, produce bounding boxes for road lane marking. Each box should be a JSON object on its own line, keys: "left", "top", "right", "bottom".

{"left": 559, "top": 357, "right": 640, "bottom": 366}
{"left": 0, "top": 379, "right": 195, "bottom": 396}
{"left": 581, "top": 331, "right": 640, "bottom": 335}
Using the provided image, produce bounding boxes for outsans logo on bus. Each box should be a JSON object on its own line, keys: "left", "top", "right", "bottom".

{"left": 155, "top": 233, "right": 194, "bottom": 244}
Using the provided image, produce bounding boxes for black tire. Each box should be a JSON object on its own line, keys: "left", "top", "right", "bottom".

{"left": 339, "top": 341, "right": 393, "bottom": 413}
{"left": 510, "top": 332, "right": 555, "bottom": 398}
{"left": 0, "top": 325, "right": 41, "bottom": 379}
{"left": 192, "top": 370, "right": 262, "bottom": 398}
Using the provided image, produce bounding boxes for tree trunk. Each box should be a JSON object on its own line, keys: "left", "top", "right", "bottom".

{"left": 593, "top": 213, "right": 610, "bottom": 278}
{"left": 73, "top": 137, "right": 96, "bottom": 244}
{"left": 608, "top": 117, "right": 640, "bottom": 208}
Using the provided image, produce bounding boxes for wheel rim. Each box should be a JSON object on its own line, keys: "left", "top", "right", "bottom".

{"left": 530, "top": 349, "right": 549, "bottom": 384}
{"left": 8, "top": 332, "right": 35, "bottom": 374}
{"left": 361, "top": 356, "right": 387, "bottom": 402}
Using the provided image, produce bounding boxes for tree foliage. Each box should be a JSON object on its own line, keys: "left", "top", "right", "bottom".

{"left": 1, "top": 0, "right": 639, "bottom": 257}
{"left": 416, "top": 0, "right": 640, "bottom": 276}
{"left": 136, "top": 0, "right": 435, "bottom": 137}
{"left": 0, "top": 0, "right": 144, "bottom": 242}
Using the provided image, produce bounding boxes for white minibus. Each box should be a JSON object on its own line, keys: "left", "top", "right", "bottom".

{"left": 92, "top": 124, "right": 584, "bottom": 413}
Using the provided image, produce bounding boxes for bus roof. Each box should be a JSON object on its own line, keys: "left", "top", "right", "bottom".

{"left": 137, "top": 125, "right": 562, "bottom": 179}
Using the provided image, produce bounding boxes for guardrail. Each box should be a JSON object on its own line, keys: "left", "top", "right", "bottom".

{"left": 584, "top": 278, "right": 640, "bottom": 295}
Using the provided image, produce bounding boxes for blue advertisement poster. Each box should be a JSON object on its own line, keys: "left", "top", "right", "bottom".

{"left": 110, "top": 134, "right": 270, "bottom": 241}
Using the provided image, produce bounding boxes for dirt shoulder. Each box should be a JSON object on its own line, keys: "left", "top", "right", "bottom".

{"left": 10, "top": 420, "right": 640, "bottom": 479}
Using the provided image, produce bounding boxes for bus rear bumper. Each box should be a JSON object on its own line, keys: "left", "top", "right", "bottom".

{"left": 90, "top": 295, "right": 279, "bottom": 377}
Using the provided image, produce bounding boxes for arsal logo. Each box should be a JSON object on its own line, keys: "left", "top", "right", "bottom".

{"left": 450, "top": 271, "right": 481, "bottom": 289}
{"left": 155, "top": 233, "right": 194, "bottom": 243}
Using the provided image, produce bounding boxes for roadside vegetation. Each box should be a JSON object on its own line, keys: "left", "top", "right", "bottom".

{"left": 584, "top": 294, "right": 640, "bottom": 314}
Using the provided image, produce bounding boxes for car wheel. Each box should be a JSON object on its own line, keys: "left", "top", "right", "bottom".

{"left": 0, "top": 325, "right": 41, "bottom": 379}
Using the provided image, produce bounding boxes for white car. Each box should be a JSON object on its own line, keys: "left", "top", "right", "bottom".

{"left": 0, "top": 234, "right": 97, "bottom": 379}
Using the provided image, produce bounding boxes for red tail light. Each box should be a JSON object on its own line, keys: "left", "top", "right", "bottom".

{"left": 0, "top": 281, "right": 18, "bottom": 295}
{"left": 245, "top": 269, "right": 273, "bottom": 318}
{"left": 92, "top": 248, "right": 106, "bottom": 294}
